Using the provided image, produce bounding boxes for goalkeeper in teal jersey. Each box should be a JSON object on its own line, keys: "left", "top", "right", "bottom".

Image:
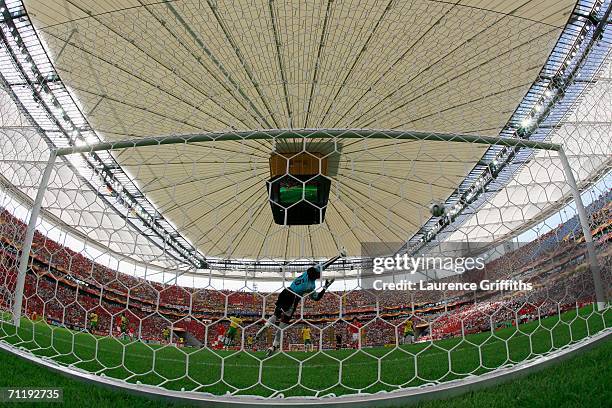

{"left": 256, "top": 248, "right": 347, "bottom": 357}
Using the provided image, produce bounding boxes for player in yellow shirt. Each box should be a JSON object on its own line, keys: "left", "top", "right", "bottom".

{"left": 302, "top": 327, "right": 312, "bottom": 351}
{"left": 120, "top": 313, "right": 129, "bottom": 340}
{"left": 224, "top": 316, "right": 243, "bottom": 347}
{"left": 89, "top": 312, "right": 98, "bottom": 332}
{"left": 403, "top": 319, "right": 414, "bottom": 344}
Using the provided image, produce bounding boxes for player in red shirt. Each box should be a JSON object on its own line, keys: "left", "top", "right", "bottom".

{"left": 214, "top": 325, "right": 226, "bottom": 350}
{"left": 348, "top": 317, "right": 362, "bottom": 349}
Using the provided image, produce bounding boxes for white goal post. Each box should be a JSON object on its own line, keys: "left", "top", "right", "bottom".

{"left": 10, "top": 130, "right": 607, "bottom": 327}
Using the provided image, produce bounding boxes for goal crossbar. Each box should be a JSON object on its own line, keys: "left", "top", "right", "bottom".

{"left": 55, "top": 129, "right": 562, "bottom": 157}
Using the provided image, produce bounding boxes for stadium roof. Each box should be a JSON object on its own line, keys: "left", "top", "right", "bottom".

{"left": 0, "top": 0, "right": 610, "bottom": 278}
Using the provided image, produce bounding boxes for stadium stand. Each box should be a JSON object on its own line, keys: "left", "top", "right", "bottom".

{"left": 0, "top": 192, "right": 610, "bottom": 349}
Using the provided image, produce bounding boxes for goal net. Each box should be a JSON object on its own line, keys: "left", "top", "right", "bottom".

{"left": 0, "top": 125, "right": 608, "bottom": 398}
{"left": 0, "top": 0, "right": 610, "bottom": 403}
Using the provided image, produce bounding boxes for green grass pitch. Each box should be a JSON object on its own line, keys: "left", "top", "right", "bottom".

{"left": 0, "top": 306, "right": 610, "bottom": 399}
{"left": 0, "top": 334, "right": 610, "bottom": 408}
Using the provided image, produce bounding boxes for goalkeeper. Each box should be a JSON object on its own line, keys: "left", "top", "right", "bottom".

{"left": 255, "top": 248, "right": 347, "bottom": 356}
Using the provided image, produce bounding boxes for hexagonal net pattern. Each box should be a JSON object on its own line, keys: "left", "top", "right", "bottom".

{"left": 0, "top": 124, "right": 610, "bottom": 400}
{"left": 0, "top": 0, "right": 610, "bottom": 402}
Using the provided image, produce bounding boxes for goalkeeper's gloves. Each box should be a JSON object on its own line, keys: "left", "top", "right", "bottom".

{"left": 324, "top": 278, "right": 335, "bottom": 289}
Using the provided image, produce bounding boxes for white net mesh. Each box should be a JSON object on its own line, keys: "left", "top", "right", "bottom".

{"left": 0, "top": 0, "right": 610, "bottom": 402}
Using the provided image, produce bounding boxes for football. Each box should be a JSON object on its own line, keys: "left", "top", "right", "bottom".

{"left": 429, "top": 202, "right": 446, "bottom": 217}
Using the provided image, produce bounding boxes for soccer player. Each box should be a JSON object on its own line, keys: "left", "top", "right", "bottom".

{"left": 162, "top": 327, "right": 170, "bottom": 343}
{"left": 302, "top": 326, "right": 312, "bottom": 352}
{"left": 120, "top": 313, "right": 128, "bottom": 340}
{"left": 348, "top": 317, "right": 362, "bottom": 349}
{"left": 214, "top": 324, "right": 226, "bottom": 350}
{"left": 224, "top": 315, "right": 243, "bottom": 347}
{"left": 403, "top": 318, "right": 414, "bottom": 344}
{"left": 255, "top": 248, "right": 347, "bottom": 357}
{"left": 89, "top": 312, "right": 98, "bottom": 332}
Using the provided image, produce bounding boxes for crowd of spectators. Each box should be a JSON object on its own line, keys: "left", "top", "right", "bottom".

{"left": 0, "top": 191, "right": 609, "bottom": 349}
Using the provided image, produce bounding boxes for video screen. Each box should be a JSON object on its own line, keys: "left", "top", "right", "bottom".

{"left": 278, "top": 178, "right": 319, "bottom": 206}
